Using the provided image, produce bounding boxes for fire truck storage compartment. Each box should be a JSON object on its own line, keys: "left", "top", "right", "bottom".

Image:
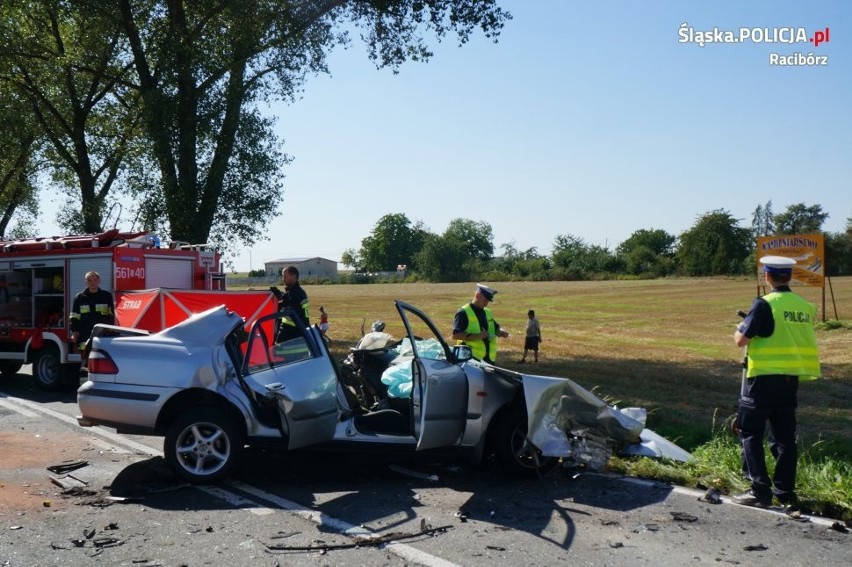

{"left": 2, "top": 259, "right": 68, "bottom": 329}
{"left": 145, "top": 256, "right": 193, "bottom": 289}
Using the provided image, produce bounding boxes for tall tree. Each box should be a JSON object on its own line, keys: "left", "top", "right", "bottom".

{"left": 443, "top": 218, "right": 494, "bottom": 262}
{"left": 415, "top": 232, "right": 470, "bottom": 282}
{"left": 113, "top": 0, "right": 511, "bottom": 249}
{"left": 750, "top": 200, "right": 774, "bottom": 238}
{"left": 616, "top": 228, "right": 676, "bottom": 257}
{"left": 0, "top": 0, "right": 142, "bottom": 233}
{"left": 677, "top": 209, "right": 752, "bottom": 276}
{"left": 773, "top": 203, "right": 829, "bottom": 235}
{"left": 356, "top": 212, "right": 428, "bottom": 272}
{"left": 0, "top": 85, "right": 41, "bottom": 237}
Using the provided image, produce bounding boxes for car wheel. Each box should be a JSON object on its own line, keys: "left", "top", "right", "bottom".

{"left": 33, "top": 347, "right": 63, "bottom": 391}
{"left": 164, "top": 407, "right": 244, "bottom": 484}
{"left": 491, "top": 409, "right": 558, "bottom": 477}
{"left": 0, "top": 360, "right": 23, "bottom": 375}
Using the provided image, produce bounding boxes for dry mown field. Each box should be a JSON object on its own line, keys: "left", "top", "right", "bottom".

{"left": 299, "top": 276, "right": 852, "bottom": 451}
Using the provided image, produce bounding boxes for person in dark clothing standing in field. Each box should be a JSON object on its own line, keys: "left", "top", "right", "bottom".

{"left": 451, "top": 284, "right": 509, "bottom": 364}
{"left": 69, "top": 271, "right": 115, "bottom": 361}
{"left": 270, "top": 266, "right": 310, "bottom": 342}
{"left": 732, "top": 255, "right": 821, "bottom": 508}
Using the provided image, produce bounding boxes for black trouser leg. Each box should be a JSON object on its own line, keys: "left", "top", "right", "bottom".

{"left": 737, "top": 402, "right": 773, "bottom": 501}
{"left": 768, "top": 407, "right": 798, "bottom": 498}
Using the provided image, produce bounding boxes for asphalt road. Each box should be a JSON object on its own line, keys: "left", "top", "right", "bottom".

{"left": 1, "top": 369, "right": 848, "bottom": 566}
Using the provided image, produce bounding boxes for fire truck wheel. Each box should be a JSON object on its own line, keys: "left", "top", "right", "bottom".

{"left": 33, "top": 347, "right": 63, "bottom": 391}
{"left": 0, "top": 361, "right": 24, "bottom": 375}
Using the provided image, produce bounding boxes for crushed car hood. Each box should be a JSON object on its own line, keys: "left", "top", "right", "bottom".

{"left": 522, "top": 374, "right": 692, "bottom": 464}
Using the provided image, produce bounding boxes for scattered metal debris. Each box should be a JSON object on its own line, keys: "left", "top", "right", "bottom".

{"left": 47, "top": 460, "right": 89, "bottom": 474}
{"left": 702, "top": 488, "right": 722, "bottom": 504}
{"left": 486, "top": 545, "right": 506, "bottom": 551}
{"left": 262, "top": 524, "right": 453, "bottom": 553}
{"left": 670, "top": 512, "right": 698, "bottom": 523}
{"left": 388, "top": 464, "right": 439, "bottom": 482}
{"left": 93, "top": 536, "right": 123, "bottom": 548}
{"left": 268, "top": 531, "right": 301, "bottom": 540}
{"left": 105, "top": 496, "right": 144, "bottom": 504}
{"left": 62, "top": 487, "right": 98, "bottom": 497}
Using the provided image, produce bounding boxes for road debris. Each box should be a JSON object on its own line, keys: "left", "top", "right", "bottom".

{"left": 744, "top": 544, "right": 769, "bottom": 551}
{"left": 93, "top": 536, "right": 124, "bottom": 548}
{"left": 670, "top": 512, "right": 699, "bottom": 523}
{"left": 830, "top": 522, "right": 849, "bottom": 533}
{"left": 262, "top": 524, "right": 453, "bottom": 554}
{"left": 702, "top": 488, "right": 722, "bottom": 504}
{"left": 47, "top": 460, "right": 89, "bottom": 474}
{"left": 388, "top": 464, "right": 439, "bottom": 482}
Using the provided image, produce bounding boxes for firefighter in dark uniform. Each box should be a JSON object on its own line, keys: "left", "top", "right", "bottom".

{"left": 732, "top": 255, "right": 821, "bottom": 507}
{"left": 69, "top": 271, "right": 115, "bottom": 361}
{"left": 270, "top": 266, "right": 309, "bottom": 343}
{"left": 451, "top": 284, "right": 509, "bottom": 364}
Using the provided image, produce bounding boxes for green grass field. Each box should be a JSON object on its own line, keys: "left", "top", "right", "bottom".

{"left": 303, "top": 277, "right": 851, "bottom": 448}
{"left": 248, "top": 276, "right": 852, "bottom": 519}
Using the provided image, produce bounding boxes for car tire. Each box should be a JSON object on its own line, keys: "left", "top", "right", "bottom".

{"left": 491, "top": 408, "right": 558, "bottom": 477}
{"left": 164, "top": 407, "right": 244, "bottom": 484}
{"left": 0, "top": 360, "right": 23, "bottom": 375}
{"left": 33, "top": 347, "right": 63, "bottom": 391}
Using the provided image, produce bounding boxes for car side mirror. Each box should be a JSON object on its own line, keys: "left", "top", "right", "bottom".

{"left": 452, "top": 344, "right": 473, "bottom": 362}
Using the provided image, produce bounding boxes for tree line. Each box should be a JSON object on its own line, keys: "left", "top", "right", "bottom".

{"left": 340, "top": 203, "right": 852, "bottom": 282}
{"left": 0, "top": 1, "right": 511, "bottom": 257}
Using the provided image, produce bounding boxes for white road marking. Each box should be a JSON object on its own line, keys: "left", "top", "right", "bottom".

{"left": 0, "top": 396, "right": 39, "bottom": 417}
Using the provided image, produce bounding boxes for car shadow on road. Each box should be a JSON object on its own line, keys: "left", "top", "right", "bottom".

{"left": 0, "top": 371, "right": 79, "bottom": 403}
{"left": 106, "top": 448, "right": 673, "bottom": 551}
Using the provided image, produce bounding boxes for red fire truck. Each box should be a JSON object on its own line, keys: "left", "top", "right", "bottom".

{"left": 0, "top": 229, "right": 224, "bottom": 390}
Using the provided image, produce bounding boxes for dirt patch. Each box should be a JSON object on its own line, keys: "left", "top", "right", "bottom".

{"left": 0, "top": 430, "right": 93, "bottom": 513}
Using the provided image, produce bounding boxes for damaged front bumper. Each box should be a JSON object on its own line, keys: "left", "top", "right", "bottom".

{"left": 522, "top": 374, "right": 692, "bottom": 467}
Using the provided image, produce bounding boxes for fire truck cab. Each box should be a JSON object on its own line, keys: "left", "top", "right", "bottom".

{"left": 0, "top": 229, "right": 223, "bottom": 390}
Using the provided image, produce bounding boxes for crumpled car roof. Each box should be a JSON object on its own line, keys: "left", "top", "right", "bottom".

{"left": 157, "top": 305, "right": 242, "bottom": 346}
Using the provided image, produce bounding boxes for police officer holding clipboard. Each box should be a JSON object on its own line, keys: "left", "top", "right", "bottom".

{"left": 732, "top": 255, "right": 821, "bottom": 508}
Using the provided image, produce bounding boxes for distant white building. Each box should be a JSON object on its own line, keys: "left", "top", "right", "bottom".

{"left": 264, "top": 257, "right": 338, "bottom": 280}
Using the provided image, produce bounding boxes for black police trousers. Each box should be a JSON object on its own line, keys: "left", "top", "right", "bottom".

{"left": 738, "top": 374, "right": 799, "bottom": 503}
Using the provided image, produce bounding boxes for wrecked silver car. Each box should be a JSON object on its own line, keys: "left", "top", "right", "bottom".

{"left": 77, "top": 301, "right": 689, "bottom": 483}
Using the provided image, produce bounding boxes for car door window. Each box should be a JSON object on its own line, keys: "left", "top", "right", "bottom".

{"left": 396, "top": 303, "right": 451, "bottom": 362}
{"left": 244, "top": 313, "right": 313, "bottom": 375}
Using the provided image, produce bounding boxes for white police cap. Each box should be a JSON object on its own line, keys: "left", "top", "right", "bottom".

{"left": 760, "top": 255, "right": 796, "bottom": 274}
{"left": 476, "top": 283, "right": 497, "bottom": 301}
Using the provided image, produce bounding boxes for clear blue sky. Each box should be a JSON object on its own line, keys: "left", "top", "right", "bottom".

{"left": 39, "top": 1, "right": 852, "bottom": 272}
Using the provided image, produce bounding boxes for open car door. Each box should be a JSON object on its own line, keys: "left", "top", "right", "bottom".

{"left": 395, "top": 301, "right": 467, "bottom": 451}
{"left": 241, "top": 310, "right": 338, "bottom": 450}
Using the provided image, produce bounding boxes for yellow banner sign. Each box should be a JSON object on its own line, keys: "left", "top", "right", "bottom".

{"left": 756, "top": 234, "right": 825, "bottom": 287}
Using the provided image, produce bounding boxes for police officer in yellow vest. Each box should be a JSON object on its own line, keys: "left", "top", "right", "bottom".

{"left": 732, "top": 255, "right": 820, "bottom": 508}
{"left": 452, "top": 284, "right": 509, "bottom": 364}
